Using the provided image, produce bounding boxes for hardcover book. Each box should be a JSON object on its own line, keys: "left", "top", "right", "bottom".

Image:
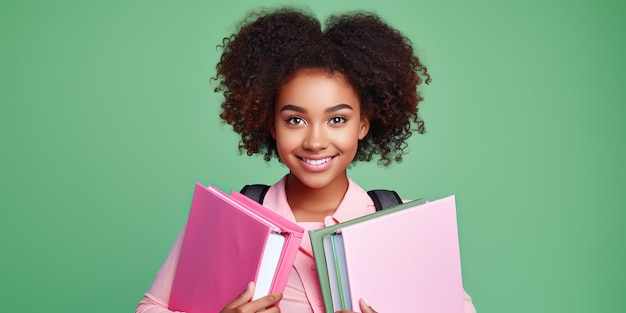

{"left": 168, "top": 183, "right": 304, "bottom": 313}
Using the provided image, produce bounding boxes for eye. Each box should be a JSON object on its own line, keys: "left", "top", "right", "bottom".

{"left": 328, "top": 116, "right": 347, "bottom": 124}
{"left": 286, "top": 116, "right": 306, "bottom": 125}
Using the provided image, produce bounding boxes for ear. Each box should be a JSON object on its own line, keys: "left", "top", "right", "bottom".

{"left": 358, "top": 116, "right": 370, "bottom": 140}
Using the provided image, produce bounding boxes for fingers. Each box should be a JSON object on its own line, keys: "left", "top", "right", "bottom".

{"left": 221, "top": 282, "right": 283, "bottom": 313}
{"left": 334, "top": 298, "right": 377, "bottom": 313}
{"left": 222, "top": 282, "right": 256, "bottom": 311}
{"left": 359, "top": 298, "right": 378, "bottom": 313}
{"left": 248, "top": 292, "right": 283, "bottom": 311}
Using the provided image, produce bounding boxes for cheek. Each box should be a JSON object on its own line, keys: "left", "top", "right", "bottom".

{"left": 336, "top": 128, "right": 361, "bottom": 152}
{"left": 274, "top": 128, "right": 299, "bottom": 154}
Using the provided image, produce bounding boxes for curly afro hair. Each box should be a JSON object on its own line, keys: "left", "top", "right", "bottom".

{"left": 214, "top": 7, "right": 431, "bottom": 166}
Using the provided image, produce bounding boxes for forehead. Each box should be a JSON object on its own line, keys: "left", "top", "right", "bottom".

{"left": 276, "top": 70, "right": 360, "bottom": 110}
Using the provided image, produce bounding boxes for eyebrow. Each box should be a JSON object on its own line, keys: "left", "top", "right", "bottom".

{"left": 279, "top": 104, "right": 354, "bottom": 114}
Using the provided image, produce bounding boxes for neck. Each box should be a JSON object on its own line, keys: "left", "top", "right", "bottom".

{"left": 284, "top": 173, "right": 349, "bottom": 222}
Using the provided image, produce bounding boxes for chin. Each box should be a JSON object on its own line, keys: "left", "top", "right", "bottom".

{"left": 289, "top": 171, "right": 346, "bottom": 190}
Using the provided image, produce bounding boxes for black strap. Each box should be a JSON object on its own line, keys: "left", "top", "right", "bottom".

{"left": 239, "top": 184, "right": 271, "bottom": 204}
{"left": 367, "top": 189, "right": 402, "bottom": 211}
{"left": 241, "top": 184, "right": 402, "bottom": 211}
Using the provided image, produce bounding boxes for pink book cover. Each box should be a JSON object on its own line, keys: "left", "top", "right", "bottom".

{"left": 340, "top": 195, "right": 464, "bottom": 313}
{"left": 168, "top": 183, "right": 303, "bottom": 313}
{"left": 230, "top": 191, "right": 304, "bottom": 293}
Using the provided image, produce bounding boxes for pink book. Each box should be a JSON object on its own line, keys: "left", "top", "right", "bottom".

{"left": 168, "top": 183, "right": 304, "bottom": 313}
{"left": 321, "top": 195, "right": 464, "bottom": 312}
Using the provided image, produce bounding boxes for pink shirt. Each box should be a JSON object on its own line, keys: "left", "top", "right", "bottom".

{"left": 136, "top": 176, "right": 477, "bottom": 312}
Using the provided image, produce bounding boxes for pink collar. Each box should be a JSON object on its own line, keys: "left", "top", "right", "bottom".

{"left": 262, "top": 175, "right": 374, "bottom": 226}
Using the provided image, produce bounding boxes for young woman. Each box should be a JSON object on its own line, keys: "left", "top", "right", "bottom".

{"left": 137, "top": 8, "right": 476, "bottom": 313}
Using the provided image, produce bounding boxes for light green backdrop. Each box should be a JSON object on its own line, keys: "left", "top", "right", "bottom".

{"left": 2, "top": 1, "right": 624, "bottom": 312}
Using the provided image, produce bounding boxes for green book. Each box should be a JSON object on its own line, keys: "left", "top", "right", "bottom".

{"left": 309, "top": 198, "right": 426, "bottom": 313}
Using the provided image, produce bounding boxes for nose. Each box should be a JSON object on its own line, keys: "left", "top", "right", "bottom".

{"left": 302, "top": 125, "right": 329, "bottom": 151}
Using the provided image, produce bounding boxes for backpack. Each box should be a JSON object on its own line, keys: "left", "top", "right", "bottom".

{"left": 240, "top": 184, "right": 402, "bottom": 211}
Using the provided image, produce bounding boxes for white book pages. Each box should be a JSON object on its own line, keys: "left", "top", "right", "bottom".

{"left": 253, "top": 232, "right": 285, "bottom": 300}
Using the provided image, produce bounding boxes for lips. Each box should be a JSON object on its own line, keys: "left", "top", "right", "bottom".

{"left": 297, "top": 155, "right": 336, "bottom": 171}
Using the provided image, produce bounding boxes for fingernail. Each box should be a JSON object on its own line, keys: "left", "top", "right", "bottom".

{"left": 362, "top": 297, "right": 370, "bottom": 307}
{"left": 246, "top": 281, "right": 253, "bottom": 291}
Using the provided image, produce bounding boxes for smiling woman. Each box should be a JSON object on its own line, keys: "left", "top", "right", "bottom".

{"left": 136, "top": 7, "right": 475, "bottom": 313}
{"left": 3, "top": 0, "right": 625, "bottom": 313}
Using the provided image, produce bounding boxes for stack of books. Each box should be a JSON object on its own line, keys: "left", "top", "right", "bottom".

{"left": 168, "top": 183, "right": 465, "bottom": 313}
{"left": 309, "top": 196, "right": 465, "bottom": 313}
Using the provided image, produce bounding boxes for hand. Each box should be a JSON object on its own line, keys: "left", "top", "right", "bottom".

{"left": 335, "top": 298, "right": 378, "bottom": 313}
{"left": 220, "top": 281, "right": 282, "bottom": 313}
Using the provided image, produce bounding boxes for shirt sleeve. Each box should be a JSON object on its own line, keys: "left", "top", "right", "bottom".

{"left": 135, "top": 226, "right": 186, "bottom": 313}
{"left": 463, "top": 289, "right": 477, "bottom": 313}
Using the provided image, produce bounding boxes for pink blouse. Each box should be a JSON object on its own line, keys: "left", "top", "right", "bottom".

{"left": 136, "top": 176, "right": 477, "bottom": 313}
{"left": 280, "top": 221, "right": 325, "bottom": 311}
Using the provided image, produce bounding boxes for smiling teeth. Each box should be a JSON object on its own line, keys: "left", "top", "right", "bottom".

{"left": 304, "top": 157, "right": 332, "bottom": 165}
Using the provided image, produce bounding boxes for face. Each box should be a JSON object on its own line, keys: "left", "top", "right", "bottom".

{"left": 271, "top": 70, "right": 370, "bottom": 190}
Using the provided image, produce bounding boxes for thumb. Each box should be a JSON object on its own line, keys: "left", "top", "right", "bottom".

{"left": 359, "top": 297, "right": 378, "bottom": 313}
{"left": 222, "top": 281, "right": 255, "bottom": 310}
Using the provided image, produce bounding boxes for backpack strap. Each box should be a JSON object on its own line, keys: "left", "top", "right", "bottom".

{"left": 239, "top": 184, "right": 271, "bottom": 204}
{"left": 241, "top": 184, "right": 402, "bottom": 212}
{"left": 367, "top": 189, "right": 402, "bottom": 211}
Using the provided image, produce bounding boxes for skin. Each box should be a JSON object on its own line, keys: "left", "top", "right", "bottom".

{"left": 337, "top": 298, "right": 379, "bottom": 313}
{"left": 223, "top": 69, "right": 377, "bottom": 312}
{"left": 220, "top": 282, "right": 282, "bottom": 313}
{"left": 271, "top": 69, "right": 370, "bottom": 222}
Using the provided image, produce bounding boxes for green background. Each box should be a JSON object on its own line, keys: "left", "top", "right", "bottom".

{"left": 2, "top": 0, "right": 624, "bottom": 312}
